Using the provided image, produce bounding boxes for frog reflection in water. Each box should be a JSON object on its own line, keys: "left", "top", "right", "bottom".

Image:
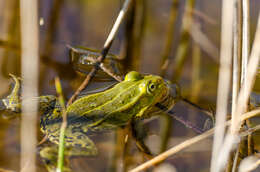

{"left": 1, "top": 71, "right": 180, "bottom": 171}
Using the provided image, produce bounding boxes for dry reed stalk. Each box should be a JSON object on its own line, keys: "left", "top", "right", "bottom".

{"left": 129, "top": 108, "right": 260, "bottom": 172}
{"left": 240, "top": 0, "right": 251, "bottom": 159}
{"left": 241, "top": 0, "right": 250, "bottom": 87}
{"left": 231, "top": 149, "right": 240, "bottom": 172}
{"left": 216, "top": 11, "right": 260, "bottom": 172}
{"left": 232, "top": 0, "right": 249, "bottom": 144}
{"left": 20, "top": 0, "right": 39, "bottom": 172}
{"left": 231, "top": 11, "right": 260, "bottom": 135}
{"left": 104, "top": 0, "right": 132, "bottom": 49}
{"left": 228, "top": 1, "right": 242, "bottom": 170}
{"left": 210, "top": 0, "right": 234, "bottom": 171}
{"left": 231, "top": 0, "right": 242, "bottom": 118}
{"left": 130, "top": 127, "right": 215, "bottom": 172}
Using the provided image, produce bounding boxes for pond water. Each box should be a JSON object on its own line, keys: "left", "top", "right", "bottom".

{"left": 0, "top": 0, "right": 259, "bottom": 171}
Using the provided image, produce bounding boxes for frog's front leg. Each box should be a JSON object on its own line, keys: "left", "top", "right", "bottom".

{"left": 63, "top": 128, "right": 98, "bottom": 157}
{"left": 130, "top": 119, "right": 153, "bottom": 158}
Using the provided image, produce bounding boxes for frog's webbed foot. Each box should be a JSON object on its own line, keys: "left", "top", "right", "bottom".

{"left": 40, "top": 131, "right": 97, "bottom": 172}
{"left": 135, "top": 138, "right": 153, "bottom": 158}
{"left": 0, "top": 74, "right": 22, "bottom": 118}
{"left": 39, "top": 145, "right": 71, "bottom": 172}
{"left": 64, "top": 130, "right": 98, "bottom": 156}
{"left": 46, "top": 125, "right": 98, "bottom": 156}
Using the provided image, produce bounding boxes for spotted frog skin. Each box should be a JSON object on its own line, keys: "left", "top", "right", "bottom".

{"left": 0, "top": 71, "right": 179, "bottom": 171}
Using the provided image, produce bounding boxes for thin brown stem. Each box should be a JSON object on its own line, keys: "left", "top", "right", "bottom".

{"left": 160, "top": 0, "right": 179, "bottom": 76}
{"left": 67, "top": 0, "right": 132, "bottom": 106}
{"left": 171, "top": 0, "right": 195, "bottom": 81}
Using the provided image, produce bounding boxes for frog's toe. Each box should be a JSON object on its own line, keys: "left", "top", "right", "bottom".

{"left": 39, "top": 146, "right": 72, "bottom": 172}
{"left": 1, "top": 74, "right": 21, "bottom": 113}
{"left": 39, "top": 146, "right": 59, "bottom": 172}
{"left": 67, "top": 145, "right": 98, "bottom": 157}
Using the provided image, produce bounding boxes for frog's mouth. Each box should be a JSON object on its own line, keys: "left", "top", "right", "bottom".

{"left": 157, "top": 81, "right": 180, "bottom": 112}
{"left": 157, "top": 92, "right": 174, "bottom": 112}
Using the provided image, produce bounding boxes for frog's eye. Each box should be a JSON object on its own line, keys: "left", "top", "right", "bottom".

{"left": 147, "top": 82, "right": 156, "bottom": 94}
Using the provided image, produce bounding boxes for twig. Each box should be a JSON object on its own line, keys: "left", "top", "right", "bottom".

{"left": 171, "top": 0, "right": 195, "bottom": 81}
{"left": 129, "top": 109, "right": 260, "bottom": 172}
{"left": 156, "top": 103, "right": 204, "bottom": 134}
{"left": 210, "top": 0, "right": 234, "bottom": 171}
{"left": 67, "top": 0, "right": 132, "bottom": 106}
{"left": 160, "top": 0, "right": 179, "bottom": 76}
{"left": 20, "top": 0, "right": 39, "bottom": 171}
{"left": 128, "top": 0, "right": 146, "bottom": 70}
{"left": 190, "top": 21, "right": 219, "bottom": 63}
{"left": 240, "top": 124, "right": 260, "bottom": 138}
{"left": 40, "top": 0, "right": 65, "bottom": 89}
{"left": 123, "top": 0, "right": 138, "bottom": 70}
{"left": 55, "top": 77, "right": 67, "bottom": 172}
{"left": 231, "top": 149, "right": 240, "bottom": 172}
{"left": 130, "top": 129, "right": 214, "bottom": 172}
{"left": 191, "top": 9, "right": 217, "bottom": 25}
{"left": 159, "top": 0, "right": 180, "bottom": 153}
{"left": 182, "top": 98, "right": 213, "bottom": 118}
{"left": 159, "top": 115, "right": 173, "bottom": 152}
{"left": 190, "top": 43, "right": 201, "bottom": 102}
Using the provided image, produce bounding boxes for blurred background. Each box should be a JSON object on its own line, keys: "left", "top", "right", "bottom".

{"left": 0, "top": 0, "right": 259, "bottom": 171}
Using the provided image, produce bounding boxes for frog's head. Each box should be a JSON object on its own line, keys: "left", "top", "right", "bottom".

{"left": 124, "top": 71, "right": 177, "bottom": 119}
{"left": 124, "top": 71, "right": 167, "bottom": 95}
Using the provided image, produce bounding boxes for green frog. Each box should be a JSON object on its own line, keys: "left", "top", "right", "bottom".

{"left": 0, "top": 71, "right": 180, "bottom": 171}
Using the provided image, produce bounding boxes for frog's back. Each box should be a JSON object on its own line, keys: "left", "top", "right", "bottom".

{"left": 65, "top": 71, "right": 171, "bottom": 129}
{"left": 39, "top": 95, "right": 64, "bottom": 137}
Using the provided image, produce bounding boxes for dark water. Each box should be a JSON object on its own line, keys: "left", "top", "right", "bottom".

{"left": 0, "top": 0, "right": 259, "bottom": 171}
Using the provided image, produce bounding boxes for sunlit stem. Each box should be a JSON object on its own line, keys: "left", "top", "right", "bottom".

{"left": 55, "top": 77, "right": 67, "bottom": 172}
